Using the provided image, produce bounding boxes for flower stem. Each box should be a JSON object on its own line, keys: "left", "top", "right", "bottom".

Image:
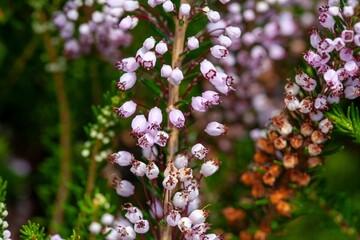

{"left": 161, "top": 4, "right": 188, "bottom": 240}
{"left": 41, "top": 23, "right": 72, "bottom": 235}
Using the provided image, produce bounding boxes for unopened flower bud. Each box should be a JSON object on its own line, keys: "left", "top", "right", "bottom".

{"left": 283, "top": 154, "right": 299, "bottom": 169}
{"left": 92, "top": 11, "right": 104, "bottom": 23}
{"left": 206, "top": 10, "right": 220, "bottom": 23}
{"left": 218, "top": 34, "right": 232, "bottom": 48}
{"left": 187, "top": 36, "right": 199, "bottom": 50}
{"left": 273, "top": 137, "right": 287, "bottom": 150}
{"left": 89, "top": 222, "right": 101, "bottom": 234}
{"left": 119, "top": 16, "right": 138, "bottom": 30}
{"left": 308, "top": 143, "right": 322, "bottom": 156}
{"left": 123, "top": 0, "right": 139, "bottom": 12}
{"left": 174, "top": 154, "right": 189, "bottom": 169}
{"left": 116, "top": 180, "right": 135, "bottom": 197}
{"left": 343, "top": 6, "right": 354, "bottom": 17}
{"left": 311, "top": 130, "right": 327, "bottom": 144}
{"left": 328, "top": 6, "right": 339, "bottom": 16}
{"left": 169, "top": 67, "right": 184, "bottom": 85}
{"left": 355, "top": 22, "right": 360, "bottom": 33}
{"left": 163, "top": 0, "right": 174, "bottom": 12}
{"left": 155, "top": 40, "right": 168, "bottom": 54}
{"left": 101, "top": 213, "right": 114, "bottom": 226}
{"left": 143, "top": 36, "right": 156, "bottom": 50}
{"left": 300, "top": 122, "right": 313, "bottom": 137}
{"left": 179, "top": 3, "right": 191, "bottom": 16}
{"left": 161, "top": 64, "right": 172, "bottom": 78}
{"left": 290, "top": 134, "right": 303, "bottom": 149}
{"left": 319, "top": 118, "right": 333, "bottom": 134}
{"left": 225, "top": 26, "right": 241, "bottom": 39}
{"left": 205, "top": 121, "right": 227, "bottom": 136}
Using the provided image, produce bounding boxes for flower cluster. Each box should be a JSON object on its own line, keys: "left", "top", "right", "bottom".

{"left": 81, "top": 103, "right": 118, "bottom": 162}
{"left": 204, "top": 0, "right": 319, "bottom": 152}
{"left": 0, "top": 202, "right": 11, "bottom": 240}
{"left": 53, "top": 0, "right": 132, "bottom": 61}
{"left": 88, "top": 207, "right": 150, "bottom": 240}
{"left": 106, "top": 0, "right": 241, "bottom": 238}
{"left": 240, "top": 1, "right": 360, "bottom": 238}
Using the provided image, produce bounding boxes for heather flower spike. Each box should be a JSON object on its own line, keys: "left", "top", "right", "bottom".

{"left": 240, "top": 2, "right": 360, "bottom": 238}
{"left": 104, "top": 0, "right": 238, "bottom": 238}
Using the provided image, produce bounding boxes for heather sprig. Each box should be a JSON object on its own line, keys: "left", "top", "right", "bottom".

{"left": 104, "top": 0, "right": 241, "bottom": 238}
{"left": 208, "top": 0, "right": 319, "bottom": 146}
{"left": 53, "top": 0, "right": 132, "bottom": 61}
{"left": 0, "top": 177, "right": 11, "bottom": 240}
{"left": 239, "top": 1, "right": 360, "bottom": 238}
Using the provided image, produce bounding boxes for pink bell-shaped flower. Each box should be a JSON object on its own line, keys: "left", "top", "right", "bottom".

{"left": 148, "top": 107, "right": 163, "bottom": 129}
{"left": 115, "top": 100, "right": 137, "bottom": 118}
{"left": 169, "top": 67, "right": 184, "bottom": 85}
{"left": 191, "top": 143, "right": 208, "bottom": 159}
{"left": 155, "top": 40, "right": 168, "bottom": 55}
{"left": 116, "top": 73, "right": 137, "bottom": 91}
{"left": 131, "top": 115, "right": 148, "bottom": 134}
{"left": 169, "top": 109, "right": 185, "bottom": 128}
{"left": 187, "top": 36, "right": 199, "bottom": 50}
{"left": 200, "top": 159, "right": 221, "bottom": 177}
{"left": 179, "top": 3, "right": 191, "bottom": 16}
{"left": 191, "top": 96, "right": 210, "bottom": 112}
{"left": 116, "top": 180, "right": 135, "bottom": 197}
{"left": 205, "top": 121, "right": 227, "bottom": 136}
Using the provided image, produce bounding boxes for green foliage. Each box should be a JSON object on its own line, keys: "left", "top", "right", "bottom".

{"left": 20, "top": 221, "right": 47, "bottom": 240}
{"left": 66, "top": 231, "right": 81, "bottom": 240}
{"left": 0, "top": 177, "right": 7, "bottom": 202}
{"left": 326, "top": 103, "right": 360, "bottom": 143}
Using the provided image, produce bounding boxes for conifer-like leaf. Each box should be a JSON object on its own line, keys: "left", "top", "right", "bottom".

{"left": 20, "top": 221, "right": 46, "bottom": 240}
{"left": 326, "top": 103, "right": 360, "bottom": 143}
{"left": 0, "top": 177, "right": 7, "bottom": 202}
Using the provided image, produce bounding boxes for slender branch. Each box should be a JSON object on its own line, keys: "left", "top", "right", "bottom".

{"left": 40, "top": 11, "right": 72, "bottom": 233}
{"left": 161, "top": 3, "right": 189, "bottom": 239}
{"left": 85, "top": 140, "right": 101, "bottom": 196}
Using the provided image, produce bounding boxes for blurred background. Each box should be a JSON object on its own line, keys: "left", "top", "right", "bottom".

{"left": 1, "top": 0, "right": 360, "bottom": 239}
